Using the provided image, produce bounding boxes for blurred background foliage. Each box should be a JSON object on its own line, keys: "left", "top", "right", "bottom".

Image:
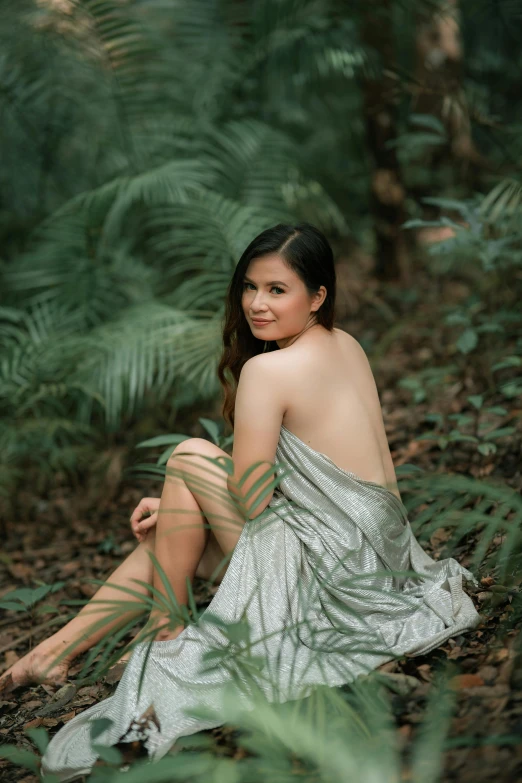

{"left": 0, "top": 0, "right": 521, "bottom": 513}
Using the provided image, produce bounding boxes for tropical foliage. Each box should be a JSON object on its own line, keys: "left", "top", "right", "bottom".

{"left": 1, "top": 0, "right": 521, "bottom": 504}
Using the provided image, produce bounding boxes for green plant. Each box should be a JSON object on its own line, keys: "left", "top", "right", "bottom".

{"left": 397, "top": 469, "right": 522, "bottom": 586}
{"left": 403, "top": 194, "right": 522, "bottom": 393}
{"left": 0, "top": 581, "right": 65, "bottom": 617}
{"left": 128, "top": 418, "right": 235, "bottom": 480}
{"left": 415, "top": 399, "right": 518, "bottom": 457}
{"left": 397, "top": 365, "right": 460, "bottom": 404}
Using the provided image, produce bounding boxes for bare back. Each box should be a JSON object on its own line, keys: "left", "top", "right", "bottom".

{"left": 278, "top": 327, "right": 400, "bottom": 500}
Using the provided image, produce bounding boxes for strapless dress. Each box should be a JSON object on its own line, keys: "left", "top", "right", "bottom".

{"left": 41, "top": 424, "right": 481, "bottom": 780}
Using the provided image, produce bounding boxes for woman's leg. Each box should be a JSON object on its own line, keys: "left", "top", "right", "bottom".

{"left": 0, "top": 532, "right": 158, "bottom": 691}
{"left": 145, "top": 438, "right": 247, "bottom": 641}
{"left": 0, "top": 438, "right": 246, "bottom": 691}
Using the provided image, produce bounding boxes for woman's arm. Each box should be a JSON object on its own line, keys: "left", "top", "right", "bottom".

{"left": 228, "top": 354, "right": 288, "bottom": 520}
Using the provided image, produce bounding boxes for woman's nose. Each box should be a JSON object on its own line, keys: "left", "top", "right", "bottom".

{"left": 251, "top": 292, "right": 269, "bottom": 309}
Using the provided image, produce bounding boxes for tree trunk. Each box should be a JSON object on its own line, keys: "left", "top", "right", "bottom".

{"left": 361, "top": 0, "right": 411, "bottom": 283}
{"left": 413, "top": 0, "right": 491, "bottom": 197}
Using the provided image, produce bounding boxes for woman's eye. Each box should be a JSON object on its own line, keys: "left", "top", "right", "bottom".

{"left": 243, "top": 283, "right": 284, "bottom": 294}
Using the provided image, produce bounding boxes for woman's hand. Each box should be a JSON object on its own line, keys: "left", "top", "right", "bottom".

{"left": 130, "top": 497, "right": 161, "bottom": 543}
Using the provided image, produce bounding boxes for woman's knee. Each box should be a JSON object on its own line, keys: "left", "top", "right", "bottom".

{"left": 167, "top": 439, "right": 230, "bottom": 480}
{"left": 169, "top": 438, "right": 221, "bottom": 460}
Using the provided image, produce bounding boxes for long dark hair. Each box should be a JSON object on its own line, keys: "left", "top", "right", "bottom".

{"left": 217, "top": 223, "right": 337, "bottom": 430}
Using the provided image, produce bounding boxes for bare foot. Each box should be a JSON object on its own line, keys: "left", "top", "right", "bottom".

{"left": 146, "top": 613, "right": 184, "bottom": 642}
{"left": 0, "top": 640, "right": 71, "bottom": 695}
{"left": 154, "top": 626, "right": 184, "bottom": 642}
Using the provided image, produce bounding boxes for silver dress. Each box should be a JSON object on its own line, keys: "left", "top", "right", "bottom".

{"left": 42, "top": 425, "right": 481, "bottom": 780}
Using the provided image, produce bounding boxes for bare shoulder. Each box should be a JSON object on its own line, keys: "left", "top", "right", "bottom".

{"left": 239, "top": 351, "right": 292, "bottom": 415}
{"left": 240, "top": 351, "right": 282, "bottom": 376}
{"left": 239, "top": 351, "right": 288, "bottom": 389}
{"left": 242, "top": 349, "right": 298, "bottom": 397}
{"left": 333, "top": 327, "right": 370, "bottom": 361}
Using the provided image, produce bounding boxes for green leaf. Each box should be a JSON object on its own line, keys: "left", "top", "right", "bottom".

{"left": 409, "top": 113, "right": 446, "bottom": 134}
{"left": 491, "top": 356, "right": 521, "bottom": 371}
{"left": 424, "top": 412, "right": 444, "bottom": 425}
{"left": 456, "top": 329, "right": 478, "bottom": 354}
{"left": 500, "top": 381, "right": 522, "bottom": 398}
{"left": 485, "top": 406, "right": 508, "bottom": 415}
{"left": 448, "top": 433, "right": 479, "bottom": 443}
{"left": 448, "top": 414, "right": 474, "bottom": 426}
{"left": 467, "top": 395, "right": 483, "bottom": 410}
{"left": 35, "top": 604, "right": 61, "bottom": 615}
{"left": 90, "top": 717, "right": 114, "bottom": 741}
{"left": 199, "top": 417, "right": 221, "bottom": 444}
{"left": 136, "top": 434, "right": 190, "bottom": 448}
{"left": 92, "top": 743, "right": 123, "bottom": 765}
{"left": 482, "top": 427, "right": 516, "bottom": 440}
{"left": 50, "top": 581, "right": 66, "bottom": 593}
{"left": 226, "top": 619, "right": 251, "bottom": 646}
{"left": 0, "top": 601, "right": 25, "bottom": 611}
{"left": 157, "top": 445, "right": 177, "bottom": 466}
{"left": 478, "top": 443, "right": 497, "bottom": 456}
{"left": 31, "top": 585, "right": 53, "bottom": 603}
{"left": 0, "top": 745, "right": 40, "bottom": 772}
{"left": 25, "top": 726, "right": 50, "bottom": 754}
{"left": 395, "top": 463, "right": 425, "bottom": 475}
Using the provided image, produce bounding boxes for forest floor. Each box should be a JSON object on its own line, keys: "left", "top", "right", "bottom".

{"left": 1, "top": 263, "right": 521, "bottom": 782}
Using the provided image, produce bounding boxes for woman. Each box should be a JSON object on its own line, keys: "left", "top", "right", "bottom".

{"left": 1, "top": 223, "right": 480, "bottom": 779}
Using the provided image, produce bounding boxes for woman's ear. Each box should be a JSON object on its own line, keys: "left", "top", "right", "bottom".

{"left": 311, "top": 285, "right": 327, "bottom": 312}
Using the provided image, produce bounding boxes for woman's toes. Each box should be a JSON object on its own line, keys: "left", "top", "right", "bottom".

{"left": 0, "top": 649, "right": 70, "bottom": 693}
{"left": 0, "top": 659, "right": 32, "bottom": 693}
{"left": 0, "top": 671, "right": 15, "bottom": 695}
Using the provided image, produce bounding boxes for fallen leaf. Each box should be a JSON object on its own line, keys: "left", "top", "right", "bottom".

{"left": 36, "top": 682, "right": 76, "bottom": 716}
{"left": 488, "top": 648, "right": 509, "bottom": 664}
{"left": 23, "top": 700, "right": 44, "bottom": 710}
{"left": 430, "top": 528, "right": 452, "bottom": 548}
{"left": 104, "top": 662, "right": 128, "bottom": 685}
{"left": 475, "top": 666, "right": 496, "bottom": 686}
{"left": 447, "top": 645, "right": 464, "bottom": 660}
{"left": 77, "top": 685, "right": 102, "bottom": 699}
{"left": 79, "top": 583, "right": 97, "bottom": 598}
{"left": 42, "top": 717, "right": 60, "bottom": 727}
{"left": 377, "top": 660, "right": 401, "bottom": 674}
{"left": 377, "top": 672, "right": 421, "bottom": 696}
{"left": 58, "top": 560, "right": 82, "bottom": 577}
{"left": 449, "top": 674, "right": 485, "bottom": 689}
{"left": 24, "top": 717, "right": 43, "bottom": 730}
{"left": 417, "top": 664, "right": 432, "bottom": 682}
{"left": 7, "top": 563, "right": 34, "bottom": 582}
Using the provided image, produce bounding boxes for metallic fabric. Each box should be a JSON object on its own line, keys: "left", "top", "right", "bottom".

{"left": 42, "top": 425, "right": 481, "bottom": 780}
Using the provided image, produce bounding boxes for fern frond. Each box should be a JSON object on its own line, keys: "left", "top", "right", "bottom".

{"left": 76, "top": 305, "right": 223, "bottom": 427}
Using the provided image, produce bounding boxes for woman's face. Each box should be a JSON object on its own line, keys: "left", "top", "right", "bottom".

{"left": 241, "top": 253, "right": 326, "bottom": 349}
